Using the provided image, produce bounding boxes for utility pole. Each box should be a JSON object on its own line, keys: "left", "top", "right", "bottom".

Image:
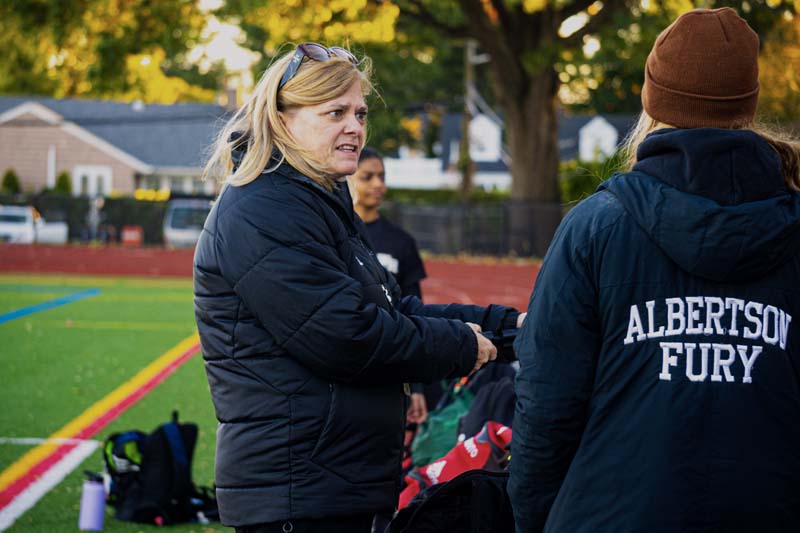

{"left": 458, "top": 40, "right": 476, "bottom": 202}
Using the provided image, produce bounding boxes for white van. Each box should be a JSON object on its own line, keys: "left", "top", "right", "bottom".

{"left": 163, "top": 198, "right": 212, "bottom": 248}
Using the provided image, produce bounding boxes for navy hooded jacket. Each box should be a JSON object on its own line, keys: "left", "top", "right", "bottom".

{"left": 193, "top": 156, "right": 518, "bottom": 526}
{"left": 509, "top": 129, "right": 800, "bottom": 533}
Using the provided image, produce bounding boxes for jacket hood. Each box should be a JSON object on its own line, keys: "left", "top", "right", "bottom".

{"left": 599, "top": 128, "right": 800, "bottom": 282}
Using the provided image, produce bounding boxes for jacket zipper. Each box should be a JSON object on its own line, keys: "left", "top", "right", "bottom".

{"left": 394, "top": 384, "right": 407, "bottom": 508}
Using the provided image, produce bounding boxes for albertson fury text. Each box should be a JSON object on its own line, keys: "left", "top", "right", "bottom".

{"left": 624, "top": 297, "right": 792, "bottom": 383}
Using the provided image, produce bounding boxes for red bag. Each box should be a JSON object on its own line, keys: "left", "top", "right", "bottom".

{"left": 398, "top": 421, "right": 512, "bottom": 509}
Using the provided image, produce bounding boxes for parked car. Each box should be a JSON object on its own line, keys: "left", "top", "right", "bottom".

{"left": 163, "top": 198, "right": 212, "bottom": 248}
{"left": 0, "top": 205, "right": 37, "bottom": 243}
{"left": 0, "top": 205, "right": 69, "bottom": 244}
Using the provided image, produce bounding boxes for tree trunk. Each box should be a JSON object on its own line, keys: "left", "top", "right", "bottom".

{"left": 498, "top": 68, "right": 562, "bottom": 257}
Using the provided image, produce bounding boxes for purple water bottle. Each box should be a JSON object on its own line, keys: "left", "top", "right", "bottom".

{"left": 78, "top": 471, "right": 106, "bottom": 531}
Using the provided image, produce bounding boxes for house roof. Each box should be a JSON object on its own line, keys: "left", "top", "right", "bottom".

{"left": 0, "top": 96, "right": 229, "bottom": 171}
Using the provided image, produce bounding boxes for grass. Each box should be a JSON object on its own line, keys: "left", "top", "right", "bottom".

{"left": 0, "top": 274, "right": 231, "bottom": 532}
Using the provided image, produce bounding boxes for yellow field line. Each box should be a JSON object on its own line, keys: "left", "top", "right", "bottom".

{"left": 0, "top": 333, "right": 200, "bottom": 492}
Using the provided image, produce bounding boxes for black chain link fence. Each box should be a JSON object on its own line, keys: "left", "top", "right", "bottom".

{"left": 2, "top": 193, "right": 565, "bottom": 256}
{"left": 382, "top": 200, "right": 564, "bottom": 258}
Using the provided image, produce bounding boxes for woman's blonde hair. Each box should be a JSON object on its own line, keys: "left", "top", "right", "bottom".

{"left": 203, "top": 47, "right": 373, "bottom": 190}
{"left": 621, "top": 111, "right": 800, "bottom": 192}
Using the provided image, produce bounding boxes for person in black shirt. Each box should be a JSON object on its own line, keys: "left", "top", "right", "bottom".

{"left": 350, "top": 147, "right": 430, "bottom": 423}
{"left": 350, "top": 147, "right": 427, "bottom": 299}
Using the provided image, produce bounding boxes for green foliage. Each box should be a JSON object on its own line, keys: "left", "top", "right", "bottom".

{"left": 54, "top": 170, "right": 71, "bottom": 195}
{"left": 560, "top": 0, "right": 797, "bottom": 115}
{"left": 360, "top": 36, "right": 465, "bottom": 155}
{"left": 1, "top": 168, "right": 21, "bottom": 194}
{"left": 222, "top": 1, "right": 466, "bottom": 156}
{"left": 559, "top": 151, "right": 626, "bottom": 204}
{"left": 32, "top": 192, "right": 89, "bottom": 240}
{"left": 103, "top": 198, "right": 168, "bottom": 245}
{"left": 0, "top": 0, "right": 208, "bottom": 99}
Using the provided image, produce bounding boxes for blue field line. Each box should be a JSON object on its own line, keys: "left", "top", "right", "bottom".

{"left": 0, "top": 288, "right": 101, "bottom": 325}
{"left": 0, "top": 285, "right": 77, "bottom": 293}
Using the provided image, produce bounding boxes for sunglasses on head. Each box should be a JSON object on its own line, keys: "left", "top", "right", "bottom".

{"left": 278, "top": 42, "right": 359, "bottom": 90}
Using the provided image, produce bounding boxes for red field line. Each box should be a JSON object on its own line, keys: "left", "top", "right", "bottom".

{"left": 0, "top": 339, "right": 200, "bottom": 510}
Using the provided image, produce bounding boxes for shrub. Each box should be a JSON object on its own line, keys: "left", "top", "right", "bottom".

{"left": 54, "top": 171, "right": 72, "bottom": 195}
{"left": 559, "top": 151, "right": 625, "bottom": 204}
{"left": 2, "top": 168, "right": 21, "bottom": 194}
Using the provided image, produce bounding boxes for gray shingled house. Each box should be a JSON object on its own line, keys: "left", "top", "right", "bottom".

{"left": 0, "top": 96, "right": 229, "bottom": 196}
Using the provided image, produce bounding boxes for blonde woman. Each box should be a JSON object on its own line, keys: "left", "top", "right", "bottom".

{"left": 195, "top": 43, "right": 522, "bottom": 533}
{"left": 509, "top": 9, "right": 800, "bottom": 533}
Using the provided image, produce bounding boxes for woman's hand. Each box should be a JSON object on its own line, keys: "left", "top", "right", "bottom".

{"left": 466, "top": 322, "right": 497, "bottom": 373}
{"left": 406, "top": 392, "right": 428, "bottom": 424}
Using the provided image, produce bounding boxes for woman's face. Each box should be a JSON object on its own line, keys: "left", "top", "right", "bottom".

{"left": 281, "top": 81, "right": 367, "bottom": 177}
{"left": 351, "top": 157, "right": 386, "bottom": 209}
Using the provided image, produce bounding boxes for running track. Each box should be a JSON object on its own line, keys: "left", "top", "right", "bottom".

{"left": 0, "top": 244, "right": 540, "bottom": 311}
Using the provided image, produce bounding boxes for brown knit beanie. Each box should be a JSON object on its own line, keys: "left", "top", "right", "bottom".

{"left": 642, "top": 7, "right": 760, "bottom": 129}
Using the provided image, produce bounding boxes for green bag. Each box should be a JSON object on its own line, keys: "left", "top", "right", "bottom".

{"left": 410, "top": 386, "right": 474, "bottom": 467}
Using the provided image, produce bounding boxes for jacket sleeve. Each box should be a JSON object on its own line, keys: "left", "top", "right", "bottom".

{"left": 397, "top": 295, "right": 519, "bottom": 334}
{"left": 507, "top": 209, "right": 600, "bottom": 533}
{"left": 216, "top": 196, "right": 477, "bottom": 386}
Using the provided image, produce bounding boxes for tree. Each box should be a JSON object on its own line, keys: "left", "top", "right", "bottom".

{"left": 54, "top": 171, "right": 71, "bottom": 195}
{"left": 217, "top": 0, "right": 466, "bottom": 154}
{"left": 560, "top": 1, "right": 799, "bottom": 116}
{"left": 2, "top": 168, "right": 21, "bottom": 194}
{"left": 390, "top": 0, "right": 797, "bottom": 253}
{"left": 758, "top": 15, "right": 800, "bottom": 123}
{"left": 0, "top": 0, "right": 218, "bottom": 101}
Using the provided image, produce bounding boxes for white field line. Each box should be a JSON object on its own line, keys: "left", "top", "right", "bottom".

{"left": 0, "top": 440, "right": 99, "bottom": 531}
{"left": 0, "top": 438, "right": 99, "bottom": 446}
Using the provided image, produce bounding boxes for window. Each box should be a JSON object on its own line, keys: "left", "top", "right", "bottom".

{"left": 72, "top": 166, "right": 113, "bottom": 197}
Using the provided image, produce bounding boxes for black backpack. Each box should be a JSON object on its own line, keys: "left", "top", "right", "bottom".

{"left": 103, "top": 411, "right": 218, "bottom": 525}
{"left": 458, "top": 376, "right": 517, "bottom": 439}
{"left": 388, "top": 470, "right": 515, "bottom": 533}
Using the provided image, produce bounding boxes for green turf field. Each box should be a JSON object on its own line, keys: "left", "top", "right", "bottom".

{"left": 0, "top": 274, "right": 230, "bottom": 532}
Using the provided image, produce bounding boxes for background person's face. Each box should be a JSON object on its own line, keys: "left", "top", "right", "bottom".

{"left": 351, "top": 157, "right": 386, "bottom": 209}
{"left": 281, "top": 81, "right": 367, "bottom": 177}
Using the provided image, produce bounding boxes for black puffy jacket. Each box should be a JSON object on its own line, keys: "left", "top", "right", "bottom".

{"left": 193, "top": 158, "right": 518, "bottom": 526}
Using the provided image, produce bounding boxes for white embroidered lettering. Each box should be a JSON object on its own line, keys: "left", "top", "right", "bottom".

{"left": 743, "top": 301, "right": 763, "bottom": 340}
{"left": 780, "top": 311, "right": 792, "bottom": 350}
{"left": 711, "top": 343, "right": 736, "bottom": 382}
{"left": 762, "top": 305, "right": 780, "bottom": 346}
{"left": 624, "top": 304, "right": 646, "bottom": 345}
{"left": 736, "top": 345, "right": 763, "bottom": 384}
{"left": 646, "top": 300, "right": 665, "bottom": 339}
{"left": 704, "top": 296, "right": 726, "bottom": 335}
{"left": 725, "top": 298, "right": 745, "bottom": 336}
{"left": 665, "top": 298, "right": 686, "bottom": 336}
{"left": 659, "top": 342, "right": 682, "bottom": 381}
{"left": 685, "top": 343, "right": 709, "bottom": 382}
{"left": 685, "top": 296, "right": 704, "bottom": 335}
